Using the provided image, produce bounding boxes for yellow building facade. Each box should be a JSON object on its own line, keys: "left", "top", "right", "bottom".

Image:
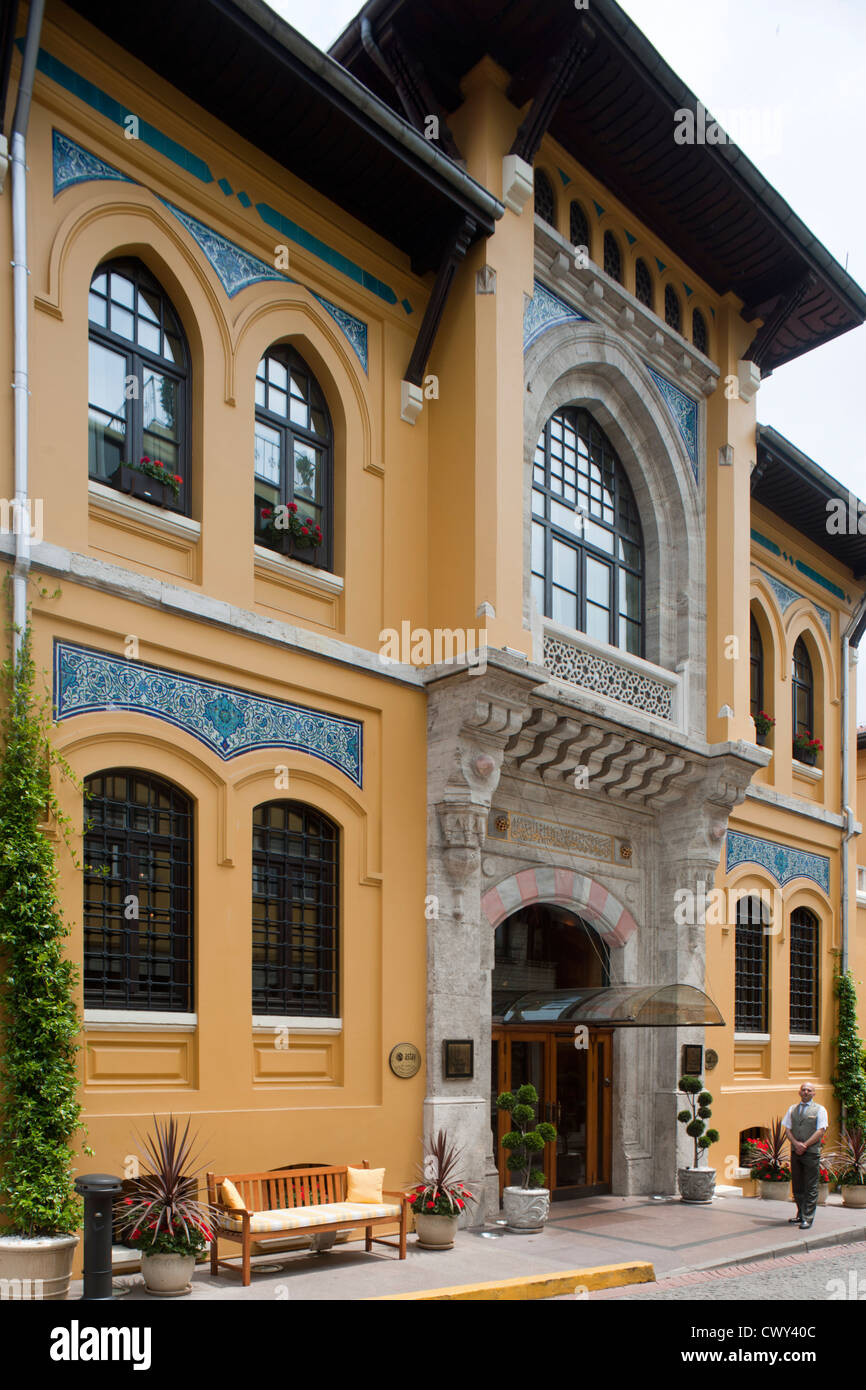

{"left": 2, "top": 0, "right": 866, "bottom": 1246}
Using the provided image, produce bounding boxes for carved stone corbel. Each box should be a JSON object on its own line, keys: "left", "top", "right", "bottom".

{"left": 438, "top": 803, "right": 488, "bottom": 921}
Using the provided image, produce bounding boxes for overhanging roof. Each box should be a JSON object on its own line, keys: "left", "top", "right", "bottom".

{"left": 498, "top": 984, "right": 725, "bottom": 1027}
{"left": 331, "top": 0, "right": 866, "bottom": 371}
{"left": 753, "top": 425, "right": 866, "bottom": 582}
{"left": 40, "top": 0, "right": 502, "bottom": 274}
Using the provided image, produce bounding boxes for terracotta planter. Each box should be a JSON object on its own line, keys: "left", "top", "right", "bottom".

{"left": 757, "top": 1179, "right": 792, "bottom": 1201}
{"left": 841, "top": 1184, "right": 866, "bottom": 1209}
{"left": 413, "top": 1213, "right": 459, "bottom": 1249}
{"left": 140, "top": 1251, "right": 196, "bottom": 1296}
{"left": 0, "top": 1234, "right": 79, "bottom": 1300}
{"left": 118, "top": 464, "right": 175, "bottom": 508}
{"left": 678, "top": 1167, "right": 716, "bottom": 1204}
{"left": 502, "top": 1185, "right": 550, "bottom": 1232}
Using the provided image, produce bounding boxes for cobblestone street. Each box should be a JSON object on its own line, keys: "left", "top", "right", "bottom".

{"left": 592, "top": 1240, "right": 866, "bottom": 1301}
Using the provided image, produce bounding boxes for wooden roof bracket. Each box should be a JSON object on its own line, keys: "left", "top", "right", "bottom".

{"left": 360, "top": 15, "right": 462, "bottom": 161}
{"left": 508, "top": 27, "right": 592, "bottom": 163}
{"left": 743, "top": 271, "right": 817, "bottom": 376}
{"left": 401, "top": 213, "right": 477, "bottom": 422}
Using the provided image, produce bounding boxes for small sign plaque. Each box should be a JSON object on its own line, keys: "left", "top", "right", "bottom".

{"left": 389, "top": 1042, "right": 422, "bottom": 1078}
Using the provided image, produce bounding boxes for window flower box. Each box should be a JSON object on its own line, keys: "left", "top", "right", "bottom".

{"left": 118, "top": 458, "right": 182, "bottom": 509}
{"left": 792, "top": 733, "right": 822, "bottom": 767}
{"left": 258, "top": 503, "right": 323, "bottom": 565}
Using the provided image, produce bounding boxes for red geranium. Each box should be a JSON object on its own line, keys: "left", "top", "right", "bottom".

{"left": 426, "top": 1202, "right": 435, "bottom": 1210}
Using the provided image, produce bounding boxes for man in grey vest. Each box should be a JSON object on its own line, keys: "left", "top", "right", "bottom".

{"left": 782, "top": 1083, "right": 828, "bottom": 1229}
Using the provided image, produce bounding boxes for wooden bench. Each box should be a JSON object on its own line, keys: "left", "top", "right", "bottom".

{"left": 207, "top": 1161, "right": 408, "bottom": 1285}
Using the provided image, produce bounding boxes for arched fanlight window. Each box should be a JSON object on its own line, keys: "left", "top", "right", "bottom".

{"left": 692, "top": 308, "right": 709, "bottom": 355}
{"left": 664, "top": 284, "right": 681, "bottom": 332}
{"left": 750, "top": 612, "right": 764, "bottom": 720}
{"left": 534, "top": 170, "right": 556, "bottom": 228}
{"left": 603, "top": 231, "right": 622, "bottom": 283}
{"left": 792, "top": 637, "right": 814, "bottom": 740}
{"left": 569, "top": 200, "right": 590, "bottom": 255}
{"left": 254, "top": 345, "right": 333, "bottom": 570}
{"left": 790, "top": 908, "right": 819, "bottom": 1035}
{"left": 83, "top": 770, "right": 194, "bottom": 1010}
{"left": 88, "top": 259, "right": 190, "bottom": 512}
{"left": 735, "top": 895, "right": 769, "bottom": 1033}
{"left": 634, "top": 258, "right": 653, "bottom": 309}
{"left": 531, "top": 407, "right": 644, "bottom": 655}
{"left": 252, "top": 801, "right": 339, "bottom": 1018}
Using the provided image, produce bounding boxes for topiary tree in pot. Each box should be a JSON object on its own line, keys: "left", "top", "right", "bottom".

{"left": 0, "top": 623, "right": 86, "bottom": 1299}
{"left": 676, "top": 1075, "right": 719, "bottom": 1204}
{"left": 496, "top": 1084, "right": 557, "bottom": 1232}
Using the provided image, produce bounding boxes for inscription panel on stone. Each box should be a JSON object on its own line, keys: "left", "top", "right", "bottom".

{"left": 488, "top": 810, "right": 612, "bottom": 862}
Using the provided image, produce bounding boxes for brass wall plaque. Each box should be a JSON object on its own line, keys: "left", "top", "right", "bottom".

{"left": 389, "top": 1043, "right": 422, "bottom": 1078}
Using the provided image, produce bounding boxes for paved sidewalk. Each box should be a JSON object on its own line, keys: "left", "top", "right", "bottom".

{"left": 72, "top": 1194, "right": 866, "bottom": 1301}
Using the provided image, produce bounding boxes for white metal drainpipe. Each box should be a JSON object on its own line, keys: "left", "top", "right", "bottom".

{"left": 9, "top": 0, "right": 45, "bottom": 665}
{"left": 840, "top": 593, "right": 866, "bottom": 973}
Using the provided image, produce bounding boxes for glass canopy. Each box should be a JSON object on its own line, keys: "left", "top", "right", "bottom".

{"left": 498, "top": 983, "right": 724, "bottom": 1027}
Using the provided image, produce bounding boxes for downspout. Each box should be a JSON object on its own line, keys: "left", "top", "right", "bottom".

{"left": 840, "top": 593, "right": 866, "bottom": 972}
{"left": 9, "top": 0, "right": 45, "bottom": 663}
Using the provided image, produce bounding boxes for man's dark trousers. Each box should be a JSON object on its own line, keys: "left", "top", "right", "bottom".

{"left": 791, "top": 1147, "right": 820, "bottom": 1222}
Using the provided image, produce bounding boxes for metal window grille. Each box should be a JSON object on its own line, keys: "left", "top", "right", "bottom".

{"left": 570, "top": 201, "right": 589, "bottom": 253}
{"left": 664, "top": 284, "right": 681, "bottom": 332}
{"left": 789, "top": 909, "right": 819, "bottom": 1034}
{"left": 603, "top": 231, "right": 622, "bottom": 283}
{"left": 83, "top": 771, "right": 193, "bottom": 1010}
{"left": 634, "top": 258, "right": 653, "bottom": 308}
{"left": 252, "top": 802, "right": 339, "bottom": 1016}
{"left": 692, "top": 309, "right": 708, "bottom": 354}
{"left": 735, "top": 895, "right": 769, "bottom": 1032}
{"left": 534, "top": 170, "right": 555, "bottom": 227}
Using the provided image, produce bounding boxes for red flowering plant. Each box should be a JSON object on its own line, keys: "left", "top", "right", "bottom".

{"left": 114, "top": 1115, "right": 217, "bottom": 1257}
{"left": 407, "top": 1129, "right": 476, "bottom": 1220}
{"left": 125, "top": 455, "right": 183, "bottom": 500}
{"left": 792, "top": 730, "right": 823, "bottom": 757}
{"left": 752, "top": 710, "right": 775, "bottom": 738}
{"left": 258, "top": 500, "right": 323, "bottom": 551}
{"left": 743, "top": 1120, "right": 792, "bottom": 1182}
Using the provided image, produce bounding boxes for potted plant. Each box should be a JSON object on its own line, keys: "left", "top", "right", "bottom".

{"left": 407, "top": 1130, "right": 476, "bottom": 1249}
{"left": 744, "top": 1119, "right": 792, "bottom": 1199}
{"left": 828, "top": 1126, "right": 866, "bottom": 1208}
{"left": 118, "top": 455, "right": 182, "bottom": 507}
{"left": 114, "top": 1115, "right": 216, "bottom": 1296}
{"left": 495, "top": 1084, "right": 557, "bottom": 1232}
{"left": 792, "top": 731, "right": 822, "bottom": 766}
{"left": 752, "top": 710, "right": 775, "bottom": 747}
{"left": 817, "top": 1164, "right": 831, "bottom": 1204}
{"left": 0, "top": 623, "right": 85, "bottom": 1299}
{"left": 257, "top": 502, "right": 323, "bottom": 561}
{"left": 676, "top": 1075, "right": 719, "bottom": 1202}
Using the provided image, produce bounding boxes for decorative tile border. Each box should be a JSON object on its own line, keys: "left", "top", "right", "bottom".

{"left": 54, "top": 642, "right": 363, "bottom": 785}
{"left": 645, "top": 365, "right": 698, "bottom": 481}
{"left": 757, "top": 566, "right": 832, "bottom": 638}
{"left": 725, "top": 830, "right": 829, "bottom": 894}
{"left": 524, "top": 280, "right": 589, "bottom": 350}
{"left": 481, "top": 867, "right": 636, "bottom": 947}
{"left": 751, "top": 530, "right": 850, "bottom": 604}
{"left": 52, "top": 131, "right": 368, "bottom": 370}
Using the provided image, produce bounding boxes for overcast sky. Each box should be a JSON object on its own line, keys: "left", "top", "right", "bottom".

{"left": 268, "top": 0, "right": 866, "bottom": 713}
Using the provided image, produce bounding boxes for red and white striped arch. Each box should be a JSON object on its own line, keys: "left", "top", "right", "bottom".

{"left": 481, "top": 866, "right": 637, "bottom": 947}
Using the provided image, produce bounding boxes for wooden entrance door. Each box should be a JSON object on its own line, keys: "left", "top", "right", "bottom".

{"left": 491, "top": 1028, "right": 612, "bottom": 1199}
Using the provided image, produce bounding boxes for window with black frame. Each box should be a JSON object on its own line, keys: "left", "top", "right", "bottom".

{"left": 750, "top": 611, "right": 764, "bottom": 720}
{"left": 789, "top": 908, "right": 819, "bottom": 1035}
{"left": 735, "top": 895, "right": 769, "bottom": 1033}
{"left": 792, "top": 637, "right": 814, "bottom": 739}
{"left": 531, "top": 407, "right": 644, "bottom": 655}
{"left": 534, "top": 170, "right": 556, "bottom": 228}
{"left": 634, "top": 257, "right": 653, "bottom": 309}
{"left": 254, "top": 346, "right": 332, "bottom": 569}
{"left": 88, "top": 260, "right": 189, "bottom": 512}
{"left": 252, "top": 802, "right": 338, "bottom": 1017}
{"left": 82, "top": 771, "right": 193, "bottom": 1011}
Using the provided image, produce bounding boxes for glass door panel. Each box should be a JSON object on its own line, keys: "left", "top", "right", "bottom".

{"left": 555, "top": 1037, "right": 588, "bottom": 1189}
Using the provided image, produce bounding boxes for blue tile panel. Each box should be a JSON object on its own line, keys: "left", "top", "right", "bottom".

{"left": 52, "top": 131, "right": 369, "bottom": 371}
{"left": 54, "top": 642, "right": 363, "bottom": 786}
{"left": 725, "top": 830, "right": 829, "bottom": 894}
{"left": 751, "top": 529, "right": 851, "bottom": 604}
{"left": 523, "top": 280, "right": 589, "bottom": 350}
{"left": 758, "top": 567, "right": 832, "bottom": 638}
{"left": 645, "top": 366, "right": 698, "bottom": 481}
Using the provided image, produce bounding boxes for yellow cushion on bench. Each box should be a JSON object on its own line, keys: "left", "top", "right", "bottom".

{"left": 219, "top": 1201, "right": 401, "bottom": 1234}
{"left": 346, "top": 1166, "right": 385, "bottom": 1204}
{"left": 221, "top": 1179, "right": 246, "bottom": 1211}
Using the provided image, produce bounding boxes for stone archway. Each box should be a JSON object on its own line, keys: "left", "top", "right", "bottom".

{"left": 481, "top": 866, "right": 638, "bottom": 948}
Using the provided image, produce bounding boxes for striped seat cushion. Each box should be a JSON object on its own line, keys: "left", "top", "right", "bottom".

{"left": 219, "top": 1201, "right": 401, "bottom": 1234}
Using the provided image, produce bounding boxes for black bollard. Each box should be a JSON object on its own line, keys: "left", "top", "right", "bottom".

{"left": 75, "top": 1173, "right": 123, "bottom": 1301}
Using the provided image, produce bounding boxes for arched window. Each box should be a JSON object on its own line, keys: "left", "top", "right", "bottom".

{"left": 692, "top": 308, "right": 709, "bottom": 355}
{"left": 603, "top": 231, "right": 622, "bottom": 283}
{"left": 792, "top": 638, "right": 814, "bottom": 741}
{"left": 735, "top": 895, "right": 769, "bottom": 1033}
{"left": 534, "top": 170, "right": 556, "bottom": 227}
{"left": 254, "top": 345, "right": 332, "bottom": 570}
{"left": 83, "top": 771, "right": 193, "bottom": 1010}
{"left": 750, "top": 612, "right": 764, "bottom": 721}
{"left": 531, "top": 408, "right": 643, "bottom": 655}
{"left": 790, "top": 908, "right": 819, "bottom": 1035}
{"left": 634, "top": 257, "right": 653, "bottom": 309}
{"left": 664, "top": 284, "right": 681, "bottom": 333}
{"left": 252, "top": 801, "right": 339, "bottom": 1017}
{"left": 88, "top": 259, "right": 189, "bottom": 513}
{"left": 570, "top": 200, "right": 590, "bottom": 255}
{"left": 492, "top": 904, "right": 609, "bottom": 1018}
